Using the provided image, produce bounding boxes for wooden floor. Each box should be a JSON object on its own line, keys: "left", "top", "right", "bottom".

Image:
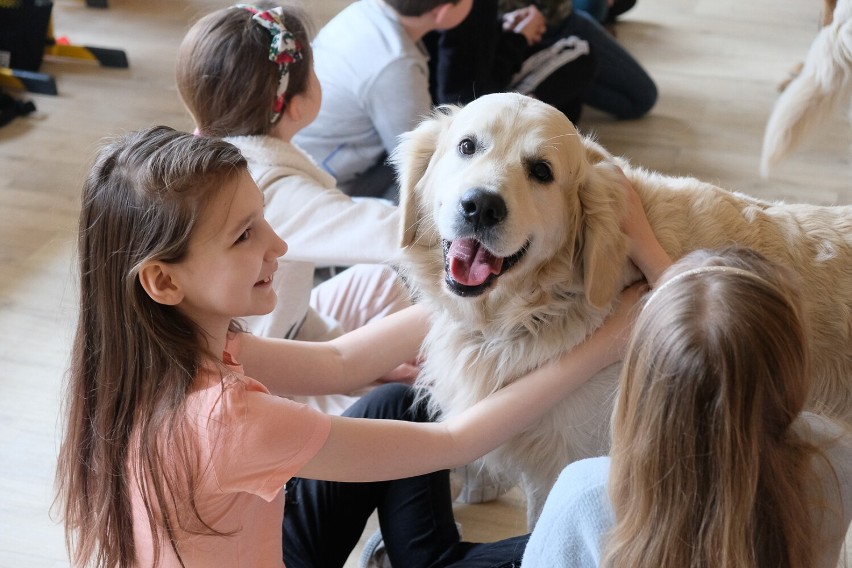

{"left": 0, "top": 0, "right": 849, "bottom": 566}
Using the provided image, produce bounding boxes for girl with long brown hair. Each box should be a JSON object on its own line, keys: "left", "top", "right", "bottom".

{"left": 54, "top": 125, "right": 666, "bottom": 568}
{"left": 523, "top": 247, "right": 852, "bottom": 568}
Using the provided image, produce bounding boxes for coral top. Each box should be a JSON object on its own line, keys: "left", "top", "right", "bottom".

{"left": 130, "top": 334, "right": 332, "bottom": 567}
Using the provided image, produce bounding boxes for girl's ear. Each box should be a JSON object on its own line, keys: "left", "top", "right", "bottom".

{"left": 432, "top": 2, "right": 453, "bottom": 26}
{"left": 284, "top": 93, "right": 305, "bottom": 123}
{"left": 138, "top": 262, "right": 184, "bottom": 306}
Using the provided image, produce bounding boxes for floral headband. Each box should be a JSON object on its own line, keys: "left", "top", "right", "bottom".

{"left": 235, "top": 4, "right": 303, "bottom": 123}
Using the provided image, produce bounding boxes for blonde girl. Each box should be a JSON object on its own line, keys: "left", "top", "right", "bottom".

{"left": 522, "top": 247, "right": 852, "bottom": 568}
{"left": 54, "top": 126, "right": 665, "bottom": 568}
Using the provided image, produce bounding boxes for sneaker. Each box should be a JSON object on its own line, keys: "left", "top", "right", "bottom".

{"left": 451, "top": 464, "right": 517, "bottom": 504}
{"left": 358, "top": 522, "right": 464, "bottom": 568}
{"left": 359, "top": 528, "right": 390, "bottom": 568}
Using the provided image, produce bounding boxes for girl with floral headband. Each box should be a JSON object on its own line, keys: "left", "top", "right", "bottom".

{"left": 54, "top": 125, "right": 670, "bottom": 567}
{"left": 522, "top": 246, "right": 852, "bottom": 568}
{"left": 176, "top": 2, "right": 413, "bottom": 418}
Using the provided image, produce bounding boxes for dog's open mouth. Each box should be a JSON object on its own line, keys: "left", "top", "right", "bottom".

{"left": 443, "top": 238, "right": 529, "bottom": 297}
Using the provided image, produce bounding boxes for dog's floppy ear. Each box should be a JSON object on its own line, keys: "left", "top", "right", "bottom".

{"left": 391, "top": 105, "right": 457, "bottom": 248}
{"left": 578, "top": 156, "right": 629, "bottom": 309}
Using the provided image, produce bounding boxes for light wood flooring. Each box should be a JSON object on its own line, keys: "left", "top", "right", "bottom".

{"left": 0, "top": 0, "right": 849, "bottom": 566}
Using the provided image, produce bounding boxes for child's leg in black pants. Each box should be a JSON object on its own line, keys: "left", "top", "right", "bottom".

{"left": 282, "top": 383, "right": 528, "bottom": 568}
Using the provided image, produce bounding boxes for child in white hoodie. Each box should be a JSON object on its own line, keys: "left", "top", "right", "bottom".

{"left": 176, "top": 2, "right": 413, "bottom": 415}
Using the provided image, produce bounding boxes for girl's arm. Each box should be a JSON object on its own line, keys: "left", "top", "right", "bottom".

{"left": 239, "top": 305, "right": 430, "bottom": 397}
{"left": 619, "top": 171, "right": 672, "bottom": 285}
{"left": 296, "top": 283, "right": 644, "bottom": 482}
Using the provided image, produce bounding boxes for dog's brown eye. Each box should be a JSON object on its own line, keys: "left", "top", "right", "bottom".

{"left": 530, "top": 161, "right": 553, "bottom": 182}
{"left": 458, "top": 138, "right": 476, "bottom": 156}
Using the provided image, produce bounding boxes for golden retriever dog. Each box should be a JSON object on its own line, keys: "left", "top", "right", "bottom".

{"left": 761, "top": 0, "right": 851, "bottom": 177}
{"left": 392, "top": 92, "right": 852, "bottom": 527}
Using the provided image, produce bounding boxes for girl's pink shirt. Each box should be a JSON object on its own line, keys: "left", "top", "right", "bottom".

{"left": 130, "top": 334, "right": 332, "bottom": 567}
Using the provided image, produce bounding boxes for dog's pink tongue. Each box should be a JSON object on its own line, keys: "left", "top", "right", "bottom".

{"left": 447, "top": 238, "right": 503, "bottom": 286}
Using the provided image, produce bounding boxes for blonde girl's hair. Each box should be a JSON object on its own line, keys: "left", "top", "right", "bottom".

{"left": 176, "top": 2, "right": 315, "bottom": 136}
{"left": 604, "top": 247, "right": 818, "bottom": 568}
{"left": 54, "top": 126, "right": 247, "bottom": 568}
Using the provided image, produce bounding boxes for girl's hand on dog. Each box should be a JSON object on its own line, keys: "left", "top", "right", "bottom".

{"left": 616, "top": 168, "right": 672, "bottom": 286}
{"left": 378, "top": 358, "right": 422, "bottom": 384}
{"left": 604, "top": 282, "right": 649, "bottom": 357}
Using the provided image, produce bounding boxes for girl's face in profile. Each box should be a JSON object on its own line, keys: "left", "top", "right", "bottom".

{"left": 169, "top": 170, "right": 287, "bottom": 332}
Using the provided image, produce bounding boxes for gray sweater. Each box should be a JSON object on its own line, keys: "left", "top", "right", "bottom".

{"left": 294, "top": 0, "right": 432, "bottom": 191}
{"left": 522, "top": 412, "right": 852, "bottom": 567}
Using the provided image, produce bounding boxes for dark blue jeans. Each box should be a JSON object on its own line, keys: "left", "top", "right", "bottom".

{"left": 549, "top": 9, "right": 657, "bottom": 119}
{"left": 282, "top": 383, "right": 528, "bottom": 568}
{"left": 575, "top": 0, "right": 637, "bottom": 23}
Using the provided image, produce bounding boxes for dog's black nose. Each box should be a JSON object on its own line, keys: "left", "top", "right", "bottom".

{"left": 459, "top": 188, "right": 507, "bottom": 228}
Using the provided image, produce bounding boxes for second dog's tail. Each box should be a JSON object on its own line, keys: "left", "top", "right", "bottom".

{"left": 760, "top": 0, "right": 852, "bottom": 178}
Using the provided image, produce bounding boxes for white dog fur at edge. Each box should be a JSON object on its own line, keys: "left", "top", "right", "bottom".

{"left": 760, "top": 0, "right": 852, "bottom": 177}
{"left": 391, "top": 92, "right": 852, "bottom": 528}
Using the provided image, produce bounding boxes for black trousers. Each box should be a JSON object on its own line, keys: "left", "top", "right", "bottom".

{"left": 282, "top": 383, "right": 529, "bottom": 568}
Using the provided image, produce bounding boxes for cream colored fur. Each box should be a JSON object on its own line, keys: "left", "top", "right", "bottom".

{"left": 392, "top": 92, "right": 852, "bottom": 527}
{"left": 760, "top": 0, "right": 852, "bottom": 177}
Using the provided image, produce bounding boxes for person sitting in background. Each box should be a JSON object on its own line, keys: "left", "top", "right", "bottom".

{"left": 574, "top": 0, "right": 636, "bottom": 26}
{"left": 294, "top": 0, "right": 473, "bottom": 201}
{"left": 424, "top": 0, "right": 597, "bottom": 124}
{"left": 427, "top": 0, "right": 655, "bottom": 122}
